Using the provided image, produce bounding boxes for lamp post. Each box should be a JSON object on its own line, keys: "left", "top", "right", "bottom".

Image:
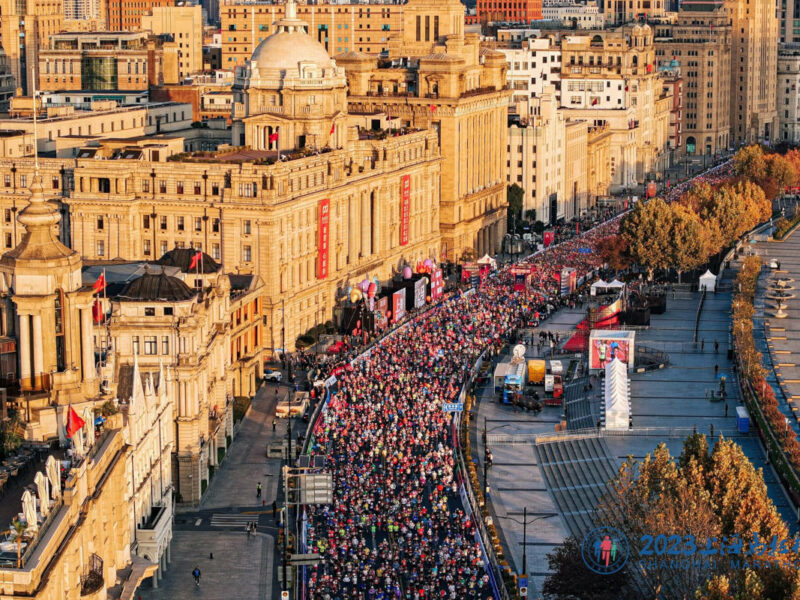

{"left": 502, "top": 509, "right": 556, "bottom": 577}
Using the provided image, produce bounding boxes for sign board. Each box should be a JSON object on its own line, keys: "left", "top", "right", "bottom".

{"left": 413, "top": 277, "right": 426, "bottom": 308}
{"left": 430, "top": 268, "right": 444, "bottom": 300}
{"left": 578, "top": 247, "right": 592, "bottom": 254}
{"left": 281, "top": 592, "right": 289, "bottom": 600}
{"left": 392, "top": 288, "right": 406, "bottom": 323}
{"left": 442, "top": 402, "right": 463, "bottom": 412}
{"left": 290, "top": 553, "right": 321, "bottom": 566}
{"left": 299, "top": 473, "right": 334, "bottom": 504}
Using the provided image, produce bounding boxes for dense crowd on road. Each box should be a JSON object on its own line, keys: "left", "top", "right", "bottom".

{"left": 300, "top": 166, "right": 728, "bottom": 600}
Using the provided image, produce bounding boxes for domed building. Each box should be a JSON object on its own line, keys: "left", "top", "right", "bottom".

{"left": 232, "top": 0, "right": 347, "bottom": 151}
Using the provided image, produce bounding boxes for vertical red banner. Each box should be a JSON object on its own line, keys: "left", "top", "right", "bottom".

{"left": 400, "top": 174, "right": 410, "bottom": 246}
{"left": 317, "top": 198, "right": 330, "bottom": 279}
{"left": 543, "top": 230, "right": 554, "bottom": 247}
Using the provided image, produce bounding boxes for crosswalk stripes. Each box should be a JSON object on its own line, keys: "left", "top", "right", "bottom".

{"left": 209, "top": 513, "right": 255, "bottom": 528}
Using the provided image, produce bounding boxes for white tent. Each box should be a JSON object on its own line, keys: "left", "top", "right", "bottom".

{"left": 477, "top": 254, "right": 497, "bottom": 270}
{"left": 607, "top": 279, "right": 625, "bottom": 288}
{"left": 590, "top": 279, "right": 608, "bottom": 296}
{"left": 699, "top": 270, "right": 717, "bottom": 293}
{"left": 603, "top": 358, "right": 630, "bottom": 430}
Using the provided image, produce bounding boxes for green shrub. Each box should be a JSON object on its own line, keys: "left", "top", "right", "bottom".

{"left": 233, "top": 396, "right": 251, "bottom": 423}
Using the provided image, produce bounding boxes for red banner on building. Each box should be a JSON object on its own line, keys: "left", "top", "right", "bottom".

{"left": 430, "top": 268, "right": 444, "bottom": 300}
{"left": 400, "top": 174, "right": 410, "bottom": 246}
{"left": 543, "top": 230, "right": 555, "bottom": 247}
{"left": 317, "top": 198, "right": 330, "bottom": 279}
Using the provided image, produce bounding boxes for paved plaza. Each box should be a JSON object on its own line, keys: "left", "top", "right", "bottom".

{"left": 480, "top": 283, "right": 798, "bottom": 596}
{"left": 138, "top": 382, "right": 296, "bottom": 600}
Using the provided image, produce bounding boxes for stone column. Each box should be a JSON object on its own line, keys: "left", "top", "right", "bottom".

{"left": 18, "top": 314, "right": 30, "bottom": 385}
{"left": 31, "top": 314, "right": 43, "bottom": 384}
{"left": 81, "top": 308, "right": 95, "bottom": 382}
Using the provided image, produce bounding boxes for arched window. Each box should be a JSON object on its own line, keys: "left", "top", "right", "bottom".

{"left": 54, "top": 289, "right": 66, "bottom": 372}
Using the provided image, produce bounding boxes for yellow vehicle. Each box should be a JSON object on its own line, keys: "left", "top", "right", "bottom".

{"left": 527, "top": 359, "right": 546, "bottom": 384}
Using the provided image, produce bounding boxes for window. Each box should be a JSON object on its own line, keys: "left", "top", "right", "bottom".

{"left": 195, "top": 217, "right": 202, "bottom": 231}
{"left": 160, "top": 240, "right": 168, "bottom": 255}
{"left": 20, "top": 175, "right": 26, "bottom": 188}
{"left": 144, "top": 336, "right": 157, "bottom": 355}
{"left": 212, "top": 183, "right": 220, "bottom": 195}
{"left": 54, "top": 290, "right": 66, "bottom": 371}
{"left": 52, "top": 177, "right": 59, "bottom": 189}
{"left": 142, "top": 179, "right": 150, "bottom": 193}
{"left": 162, "top": 336, "right": 170, "bottom": 354}
{"left": 3, "top": 175, "right": 9, "bottom": 188}
{"left": 3, "top": 209, "right": 9, "bottom": 223}
{"left": 160, "top": 216, "right": 167, "bottom": 230}
{"left": 212, "top": 218, "right": 220, "bottom": 233}
{"left": 143, "top": 214, "right": 151, "bottom": 229}
{"left": 243, "top": 245, "right": 252, "bottom": 262}
{"left": 132, "top": 336, "right": 140, "bottom": 355}
{"left": 97, "top": 216, "right": 104, "bottom": 231}
{"left": 164, "top": 307, "right": 173, "bottom": 316}
{"left": 97, "top": 240, "right": 105, "bottom": 256}
{"left": 4, "top": 233, "right": 11, "bottom": 248}
{"left": 143, "top": 239, "right": 151, "bottom": 256}
{"left": 243, "top": 220, "right": 251, "bottom": 234}
{"left": 159, "top": 180, "right": 167, "bottom": 194}
{"left": 145, "top": 307, "right": 155, "bottom": 316}
{"left": 177, "top": 216, "right": 185, "bottom": 231}
{"left": 177, "top": 181, "right": 184, "bottom": 194}
{"left": 194, "top": 182, "right": 202, "bottom": 195}
{"left": 212, "top": 243, "right": 221, "bottom": 259}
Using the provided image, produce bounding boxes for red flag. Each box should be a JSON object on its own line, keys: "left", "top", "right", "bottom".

{"left": 92, "top": 298, "right": 103, "bottom": 324}
{"left": 92, "top": 272, "right": 106, "bottom": 293}
{"left": 66, "top": 405, "right": 85, "bottom": 438}
{"left": 268, "top": 130, "right": 279, "bottom": 143}
{"left": 189, "top": 250, "right": 203, "bottom": 271}
{"left": 430, "top": 104, "right": 436, "bottom": 114}
{"left": 667, "top": 179, "right": 671, "bottom": 190}
{"left": 591, "top": 97, "right": 598, "bottom": 106}
{"left": 330, "top": 123, "right": 335, "bottom": 135}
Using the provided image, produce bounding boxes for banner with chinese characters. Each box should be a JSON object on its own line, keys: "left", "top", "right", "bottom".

{"left": 430, "top": 268, "right": 444, "bottom": 300}
{"left": 400, "top": 174, "right": 410, "bottom": 246}
{"left": 317, "top": 198, "right": 330, "bottom": 279}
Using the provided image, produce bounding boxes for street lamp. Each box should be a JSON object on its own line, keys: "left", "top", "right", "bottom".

{"left": 502, "top": 509, "right": 557, "bottom": 576}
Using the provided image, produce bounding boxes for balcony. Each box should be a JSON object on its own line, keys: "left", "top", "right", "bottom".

{"left": 80, "top": 553, "right": 104, "bottom": 596}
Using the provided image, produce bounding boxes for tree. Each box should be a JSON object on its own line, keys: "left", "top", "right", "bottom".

{"left": 507, "top": 184, "right": 524, "bottom": 234}
{"left": 619, "top": 198, "right": 674, "bottom": 279}
{"left": 543, "top": 535, "right": 630, "bottom": 599}
{"left": 702, "top": 186, "right": 750, "bottom": 248}
{"left": 734, "top": 145, "right": 767, "bottom": 181}
{"left": 594, "top": 435, "right": 800, "bottom": 600}
{"left": 677, "top": 181, "right": 716, "bottom": 214}
{"left": 767, "top": 154, "right": 798, "bottom": 192}
{"left": 668, "top": 204, "right": 712, "bottom": 281}
{"left": 596, "top": 234, "right": 632, "bottom": 272}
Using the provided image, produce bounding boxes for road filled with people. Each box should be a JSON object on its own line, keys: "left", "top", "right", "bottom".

{"left": 301, "top": 166, "right": 730, "bottom": 600}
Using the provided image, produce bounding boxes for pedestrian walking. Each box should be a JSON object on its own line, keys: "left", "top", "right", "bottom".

{"left": 725, "top": 403, "right": 729, "bottom": 417}
{"left": 714, "top": 364, "right": 719, "bottom": 375}
{"left": 714, "top": 339, "right": 719, "bottom": 353}
{"left": 272, "top": 500, "right": 277, "bottom": 520}
{"left": 246, "top": 522, "right": 251, "bottom": 537}
{"left": 256, "top": 482, "right": 262, "bottom": 499}
{"left": 252, "top": 522, "right": 257, "bottom": 535}
{"left": 701, "top": 339, "right": 705, "bottom": 352}
{"left": 192, "top": 567, "right": 201, "bottom": 587}
{"left": 272, "top": 419, "right": 276, "bottom": 432}
{"left": 710, "top": 423, "right": 714, "bottom": 438}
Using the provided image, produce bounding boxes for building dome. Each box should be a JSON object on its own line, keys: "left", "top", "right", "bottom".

{"left": 118, "top": 267, "right": 196, "bottom": 302}
{"left": 249, "top": 0, "right": 333, "bottom": 74}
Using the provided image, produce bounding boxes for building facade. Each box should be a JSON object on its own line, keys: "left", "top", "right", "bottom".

{"left": 724, "top": 0, "right": 778, "bottom": 144}
{"left": 220, "top": 0, "right": 404, "bottom": 71}
{"left": 778, "top": 44, "right": 800, "bottom": 143}
{"left": 497, "top": 36, "right": 562, "bottom": 115}
{"left": 654, "top": 4, "right": 731, "bottom": 156}
{"left": 541, "top": 2, "right": 603, "bottom": 29}
{"left": 105, "top": 0, "right": 172, "bottom": 31}
{"left": 476, "top": 0, "right": 543, "bottom": 24}
{"left": 142, "top": 5, "right": 204, "bottom": 81}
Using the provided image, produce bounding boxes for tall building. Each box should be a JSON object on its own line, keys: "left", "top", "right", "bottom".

{"left": 220, "top": 1, "right": 403, "bottom": 71}
{"left": 724, "top": 0, "right": 778, "bottom": 144}
{"left": 38, "top": 32, "right": 181, "bottom": 92}
{"left": 601, "top": 0, "right": 668, "bottom": 26}
{"left": 778, "top": 44, "right": 800, "bottom": 143}
{"left": 142, "top": 5, "right": 204, "bottom": 81}
{"left": 780, "top": 0, "right": 800, "bottom": 43}
{"left": 338, "top": 0, "right": 511, "bottom": 260}
{"left": 0, "top": 0, "right": 64, "bottom": 95}
{"left": 105, "top": 0, "right": 172, "bottom": 31}
{"left": 654, "top": 4, "right": 731, "bottom": 156}
{"left": 476, "top": 0, "right": 542, "bottom": 24}
{"left": 63, "top": 0, "right": 101, "bottom": 21}
{"left": 498, "top": 36, "right": 562, "bottom": 115}
{"left": 541, "top": 2, "right": 603, "bottom": 29}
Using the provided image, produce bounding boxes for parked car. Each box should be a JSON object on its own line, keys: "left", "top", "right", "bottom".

{"left": 263, "top": 369, "right": 282, "bottom": 382}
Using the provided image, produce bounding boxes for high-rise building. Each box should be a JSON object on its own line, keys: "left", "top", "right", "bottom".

{"left": 601, "top": 0, "right": 668, "bottom": 26}
{"left": 63, "top": 0, "right": 101, "bottom": 22}
{"left": 220, "top": 1, "right": 403, "bottom": 70}
{"left": 724, "top": 0, "right": 778, "bottom": 144}
{"left": 142, "top": 5, "right": 204, "bottom": 80}
{"left": 476, "top": 0, "right": 542, "bottom": 24}
{"left": 778, "top": 44, "right": 800, "bottom": 143}
{"left": 105, "top": 0, "right": 172, "bottom": 31}
{"left": 497, "top": 36, "right": 562, "bottom": 115}
{"left": 654, "top": 4, "right": 731, "bottom": 156}
{"left": 779, "top": 0, "right": 800, "bottom": 43}
{"left": 0, "top": 0, "right": 64, "bottom": 95}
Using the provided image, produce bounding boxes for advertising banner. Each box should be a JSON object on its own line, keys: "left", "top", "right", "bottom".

{"left": 430, "top": 268, "right": 444, "bottom": 300}
{"left": 392, "top": 288, "right": 406, "bottom": 323}
{"left": 589, "top": 337, "right": 631, "bottom": 370}
{"left": 560, "top": 268, "right": 576, "bottom": 295}
{"left": 317, "top": 198, "right": 330, "bottom": 279}
{"left": 543, "top": 230, "right": 555, "bottom": 247}
{"left": 400, "top": 174, "right": 410, "bottom": 246}
{"left": 413, "top": 278, "right": 426, "bottom": 308}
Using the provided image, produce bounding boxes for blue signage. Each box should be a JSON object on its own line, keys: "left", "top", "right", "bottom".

{"left": 442, "top": 402, "right": 463, "bottom": 412}
{"left": 578, "top": 248, "right": 592, "bottom": 254}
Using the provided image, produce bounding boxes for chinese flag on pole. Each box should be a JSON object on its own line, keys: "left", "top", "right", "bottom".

{"left": 268, "top": 130, "right": 279, "bottom": 143}
{"left": 330, "top": 123, "right": 335, "bottom": 135}
{"left": 66, "top": 405, "right": 85, "bottom": 438}
{"left": 92, "top": 298, "right": 103, "bottom": 324}
{"left": 430, "top": 104, "right": 436, "bottom": 114}
{"left": 92, "top": 272, "right": 106, "bottom": 293}
{"left": 189, "top": 250, "right": 203, "bottom": 271}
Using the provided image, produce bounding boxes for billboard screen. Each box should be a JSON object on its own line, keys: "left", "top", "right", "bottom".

{"left": 413, "top": 278, "right": 426, "bottom": 308}
{"left": 392, "top": 288, "right": 406, "bottom": 323}
{"left": 589, "top": 338, "right": 630, "bottom": 370}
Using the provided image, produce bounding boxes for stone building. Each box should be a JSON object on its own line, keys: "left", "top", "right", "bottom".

{"left": 654, "top": 4, "right": 731, "bottom": 156}
{"left": 778, "top": 43, "right": 800, "bottom": 144}
{"left": 141, "top": 5, "right": 204, "bottom": 81}
{"left": 337, "top": 0, "right": 510, "bottom": 261}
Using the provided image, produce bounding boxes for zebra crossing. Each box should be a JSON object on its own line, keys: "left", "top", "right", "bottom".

{"left": 209, "top": 513, "right": 256, "bottom": 529}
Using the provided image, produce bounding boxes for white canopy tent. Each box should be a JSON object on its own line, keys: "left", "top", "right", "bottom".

{"left": 699, "top": 270, "right": 717, "bottom": 293}
{"left": 607, "top": 279, "right": 625, "bottom": 289}
{"left": 477, "top": 254, "right": 498, "bottom": 270}
{"left": 603, "top": 358, "right": 630, "bottom": 430}
{"left": 590, "top": 279, "right": 608, "bottom": 296}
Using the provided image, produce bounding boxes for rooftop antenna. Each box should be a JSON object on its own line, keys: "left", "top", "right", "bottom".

{"left": 31, "top": 66, "right": 39, "bottom": 173}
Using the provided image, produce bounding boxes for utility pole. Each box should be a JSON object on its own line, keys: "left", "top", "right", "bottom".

{"left": 282, "top": 465, "right": 289, "bottom": 598}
